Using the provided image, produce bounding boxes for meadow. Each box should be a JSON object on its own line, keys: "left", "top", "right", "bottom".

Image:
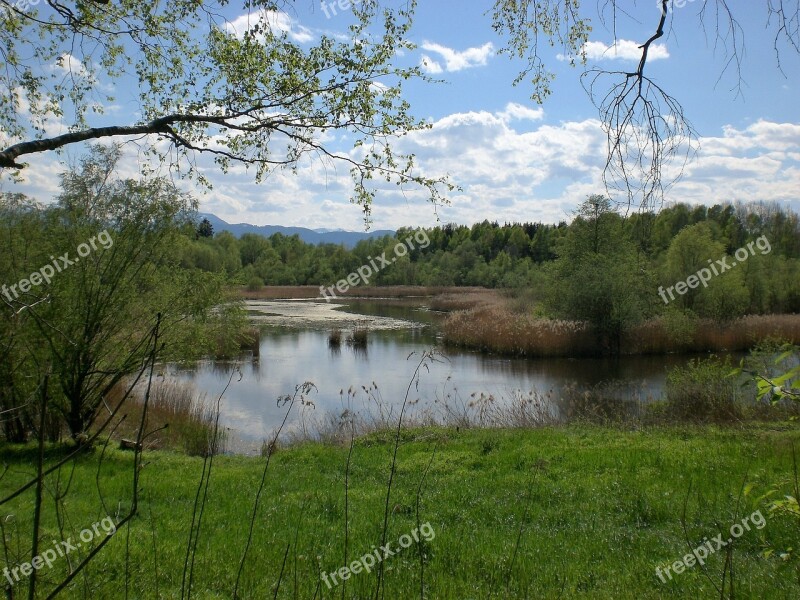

{"left": 2, "top": 424, "right": 799, "bottom": 598}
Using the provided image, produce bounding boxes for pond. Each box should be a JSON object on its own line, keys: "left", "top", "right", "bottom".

{"left": 164, "top": 299, "right": 742, "bottom": 453}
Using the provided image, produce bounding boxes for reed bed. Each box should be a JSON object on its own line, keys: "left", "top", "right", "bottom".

{"left": 442, "top": 304, "right": 595, "bottom": 357}
{"left": 624, "top": 314, "right": 800, "bottom": 354}
{"left": 107, "top": 380, "right": 226, "bottom": 456}
{"left": 328, "top": 328, "right": 343, "bottom": 348}
{"left": 426, "top": 289, "right": 502, "bottom": 312}
{"left": 444, "top": 302, "right": 800, "bottom": 357}
{"left": 289, "top": 375, "right": 799, "bottom": 446}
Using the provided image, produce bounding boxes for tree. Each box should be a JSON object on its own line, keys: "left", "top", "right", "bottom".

{"left": 197, "top": 218, "right": 215, "bottom": 239}
{"left": 546, "top": 198, "right": 650, "bottom": 354}
{"left": 0, "top": 0, "right": 451, "bottom": 219}
{"left": 573, "top": 195, "right": 616, "bottom": 256}
{"left": 491, "top": 1, "right": 800, "bottom": 209}
{"left": 4, "top": 3, "right": 797, "bottom": 216}
{"left": 662, "top": 222, "right": 750, "bottom": 320}
{"left": 0, "top": 194, "right": 47, "bottom": 441}
{"left": 0, "top": 146, "right": 240, "bottom": 440}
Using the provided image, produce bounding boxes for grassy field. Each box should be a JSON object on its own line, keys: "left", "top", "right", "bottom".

{"left": 2, "top": 424, "right": 799, "bottom": 598}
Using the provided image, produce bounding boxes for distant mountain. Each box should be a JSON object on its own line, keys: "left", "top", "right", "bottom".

{"left": 197, "top": 213, "right": 395, "bottom": 248}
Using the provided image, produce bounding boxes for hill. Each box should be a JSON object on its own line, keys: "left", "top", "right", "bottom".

{"left": 198, "top": 213, "right": 395, "bottom": 248}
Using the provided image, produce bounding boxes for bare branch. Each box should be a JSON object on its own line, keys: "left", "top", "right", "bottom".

{"left": 768, "top": 0, "right": 800, "bottom": 73}
{"left": 580, "top": 1, "right": 696, "bottom": 210}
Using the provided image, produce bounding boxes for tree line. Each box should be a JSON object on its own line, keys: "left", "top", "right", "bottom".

{"left": 189, "top": 197, "right": 800, "bottom": 318}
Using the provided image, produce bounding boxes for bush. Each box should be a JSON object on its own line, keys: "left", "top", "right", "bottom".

{"left": 665, "top": 355, "right": 743, "bottom": 422}
{"left": 347, "top": 328, "right": 368, "bottom": 349}
{"left": 246, "top": 275, "right": 264, "bottom": 291}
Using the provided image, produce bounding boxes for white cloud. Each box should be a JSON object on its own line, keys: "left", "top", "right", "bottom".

{"left": 361, "top": 115, "right": 799, "bottom": 228}
{"left": 419, "top": 55, "right": 443, "bottom": 74}
{"left": 4, "top": 106, "right": 798, "bottom": 231}
{"left": 660, "top": 120, "right": 800, "bottom": 205}
{"left": 369, "top": 81, "right": 389, "bottom": 95}
{"left": 498, "top": 102, "right": 545, "bottom": 123}
{"left": 53, "top": 53, "right": 91, "bottom": 78}
{"left": 558, "top": 39, "right": 670, "bottom": 62}
{"left": 225, "top": 10, "right": 313, "bottom": 44}
{"left": 419, "top": 41, "right": 494, "bottom": 73}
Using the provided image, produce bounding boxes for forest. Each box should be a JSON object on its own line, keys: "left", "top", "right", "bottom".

{"left": 188, "top": 197, "right": 800, "bottom": 319}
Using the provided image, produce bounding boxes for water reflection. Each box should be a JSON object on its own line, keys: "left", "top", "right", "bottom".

{"left": 165, "top": 300, "right": 742, "bottom": 451}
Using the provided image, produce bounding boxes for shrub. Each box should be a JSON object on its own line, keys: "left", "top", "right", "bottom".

{"left": 559, "top": 381, "right": 645, "bottom": 424}
{"left": 665, "top": 356, "right": 743, "bottom": 422}
{"left": 347, "top": 328, "right": 368, "bottom": 349}
{"left": 246, "top": 275, "right": 264, "bottom": 291}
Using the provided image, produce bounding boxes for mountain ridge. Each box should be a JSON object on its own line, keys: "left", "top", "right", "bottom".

{"left": 198, "top": 213, "right": 396, "bottom": 248}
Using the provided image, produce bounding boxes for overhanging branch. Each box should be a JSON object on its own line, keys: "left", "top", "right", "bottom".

{"left": 0, "top": 112, "right": 266, "bottom": 169}
{"left": 0, "top": 121, "right": 174, "bottom": 168}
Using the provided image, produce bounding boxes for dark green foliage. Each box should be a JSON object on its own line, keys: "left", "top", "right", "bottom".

{"left": 197, "top": 218, "right": 214, "bottom": 239}
{"left": 188, "top": 200, "right": 800, "bottom": 318}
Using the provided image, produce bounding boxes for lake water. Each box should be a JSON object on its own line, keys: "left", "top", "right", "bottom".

{"left": 164, "top": 299, "right": 738, "bottom": 453}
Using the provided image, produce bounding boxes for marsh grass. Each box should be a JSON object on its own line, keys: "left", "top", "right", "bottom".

{"left": 665, "top": 356, "right": 745, "bottom": 423}
{"left": 290, "top": 370, "right": 799, "bottom": 447}
{"left": 559, "top": 381, "right": 649, "bottom": 425}
{"left": 427, "top": 289, "right": 502, "bottom": 312}
{"left": 328, "top": 328, "right": 342, "bottom": 348}
{"left": 110, "top": 380, "right": 226, "bottom": 456}
{"left": 443, "top": 304, "right": 594, "bottom": 356}
{"left": 346, "top": 327, "right": 368, "bottom": 349}
{"left": 444, "top": 302, "right": 800, "bottom": 357}
{"left": 625, "top": 314, "right": 800, "bottom": 355}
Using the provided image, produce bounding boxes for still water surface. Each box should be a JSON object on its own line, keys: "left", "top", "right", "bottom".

{"left": 166, "top": 299, "right": 732, "bottom": 452}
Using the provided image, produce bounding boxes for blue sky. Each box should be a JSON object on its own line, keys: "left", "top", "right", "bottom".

{"left": 4, "top": 0, "right": 800, "bottom": 230}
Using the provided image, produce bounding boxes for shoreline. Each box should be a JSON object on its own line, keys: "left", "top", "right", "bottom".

{"left": 236, "top": 286, "right": 800, "bottom": 358}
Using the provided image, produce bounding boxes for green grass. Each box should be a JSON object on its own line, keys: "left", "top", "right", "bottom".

{"left": 2, "top": 424, "right": 799, "bottom": 598}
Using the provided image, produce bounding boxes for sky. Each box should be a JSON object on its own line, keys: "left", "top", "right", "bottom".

{"left": 3, "top": 0, "right": 800, "bottom": 230}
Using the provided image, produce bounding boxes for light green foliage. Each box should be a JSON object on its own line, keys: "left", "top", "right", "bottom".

{"left": 491, "top": 0, "right": 590, "bottom": 103}
{"left": 0, "top": 146, "right": 243, "bottom": 440}
{"left": 666, "top": 355, "right": 742, "bottom": 421}
{"left": 663, "top": 222, "right": 750, "bottom": 320}
{"left": 0, "top": 1, "right": 452, "bottom": 218}
{"left": 734, "top": 340, "right": 800, "bottom": 405}
{"left": 692, "top": 267, "right": 750, "bottom": 321}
